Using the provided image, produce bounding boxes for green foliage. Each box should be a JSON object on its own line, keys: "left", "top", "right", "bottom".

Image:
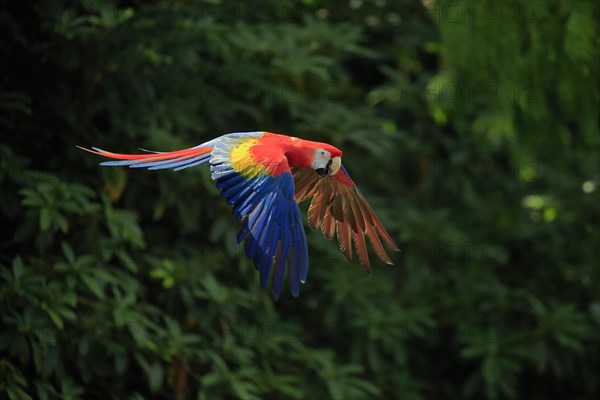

{"left": 1, "top": 0, "right": 598, "bottom": 399}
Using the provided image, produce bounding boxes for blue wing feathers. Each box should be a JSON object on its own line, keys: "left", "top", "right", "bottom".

{"left": 90, "top": 132, "right": 310, "bottom": 298}
{"left": 258, "top": 219, "right": 276, "bottom": 265}
{"left": 298, "top": 225, "right": 309, "bottom": 283}
{"left": 272, "top": 228, "right": 290, "bottom": 300}
{"left": 259, "top": 257, "right": 272, "bottom": 288}
{"left": 217, "top": 174, "right": 246, "bottom": 191}
{"left": 236, "top": 223, "right": 250, "bottom": 243}
{"left": 245, "top": 232, "right": 260, "bottom": 261}
{"left": 209, "top": 134, "right": 309, "bottom": 299}
{"left": 288, "top": 226, "right": 300, "bottom": 296}
{"left": 254, "top": 224, "right": 273, "bottom": 270}
{"left": 248, "top": 194, "right": 277, "bottom": 261}
{"left": 248, "top": 211, "right": 270, "bottom": 250}
{"left": 259, "top": 220, "right": 280, "bottom": 288}
{"left": 248, "top": 201, "right": 274, "bottom": 260}
{"left": 234, "top": 190, "right": 259, "bottom": 216}
{"left": 225, "top": 183, "right": 253, "bottom": 205}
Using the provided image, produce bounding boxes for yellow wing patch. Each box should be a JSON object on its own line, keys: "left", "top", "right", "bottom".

{"left": 229, "top": 138, "right": 267, "bottom": 179}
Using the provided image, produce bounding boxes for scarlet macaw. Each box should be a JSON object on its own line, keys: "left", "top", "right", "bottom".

{"left": 80, "top": 132, "right": 399, "bottom": 299}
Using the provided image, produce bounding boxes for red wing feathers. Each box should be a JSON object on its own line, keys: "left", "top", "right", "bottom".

{"left": 292, "top": 167, "right": 399, "bottom": 272}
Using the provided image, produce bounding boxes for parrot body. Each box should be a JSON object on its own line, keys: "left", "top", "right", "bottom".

{"left": 80, "top": 132, "right": 398, "bottom": 299}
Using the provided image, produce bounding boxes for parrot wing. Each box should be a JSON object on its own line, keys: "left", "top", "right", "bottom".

{"left": 293, "top": 165, "right": 399, "bottom": 272}
{"left": 79, "top": 132, "right": 308, "bottom": 299}
{"left": 211, "top": 134, "right": 309, "bottom": 299}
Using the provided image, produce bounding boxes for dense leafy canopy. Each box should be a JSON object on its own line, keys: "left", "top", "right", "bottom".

{"left": 1, "top": 0, "right": 598, "bottom": 399}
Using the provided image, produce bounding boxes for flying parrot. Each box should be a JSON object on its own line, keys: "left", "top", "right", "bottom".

{"left": 79, "top": 132, "right": 399, "bottom": 299}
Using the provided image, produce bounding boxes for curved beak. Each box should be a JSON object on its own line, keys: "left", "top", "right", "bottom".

{"left": 315, "top": 168, "right": 327, "bottom": 176}
{"left": 315, "top": 159, "right": 333, "bottom": 177}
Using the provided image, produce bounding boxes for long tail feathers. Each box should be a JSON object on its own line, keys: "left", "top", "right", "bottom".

{"left": 77, "top": 145, "right": 214, "bottom": 171}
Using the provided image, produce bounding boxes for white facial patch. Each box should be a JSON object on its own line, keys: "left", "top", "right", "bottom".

{"left": 312, "top": 149, "right": 331, "bottom": 170}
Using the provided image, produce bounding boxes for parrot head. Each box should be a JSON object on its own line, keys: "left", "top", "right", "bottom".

{"left": 309, "top": 146, "right": 342, "bottom": 177}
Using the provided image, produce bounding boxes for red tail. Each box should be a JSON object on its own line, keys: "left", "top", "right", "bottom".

{"left": 78, "top": 145, "right": 214, "bottom": 171}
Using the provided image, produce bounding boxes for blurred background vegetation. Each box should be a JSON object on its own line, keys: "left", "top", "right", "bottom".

{"left": 1, "top": 0, "right": 599, "bottom": 399}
